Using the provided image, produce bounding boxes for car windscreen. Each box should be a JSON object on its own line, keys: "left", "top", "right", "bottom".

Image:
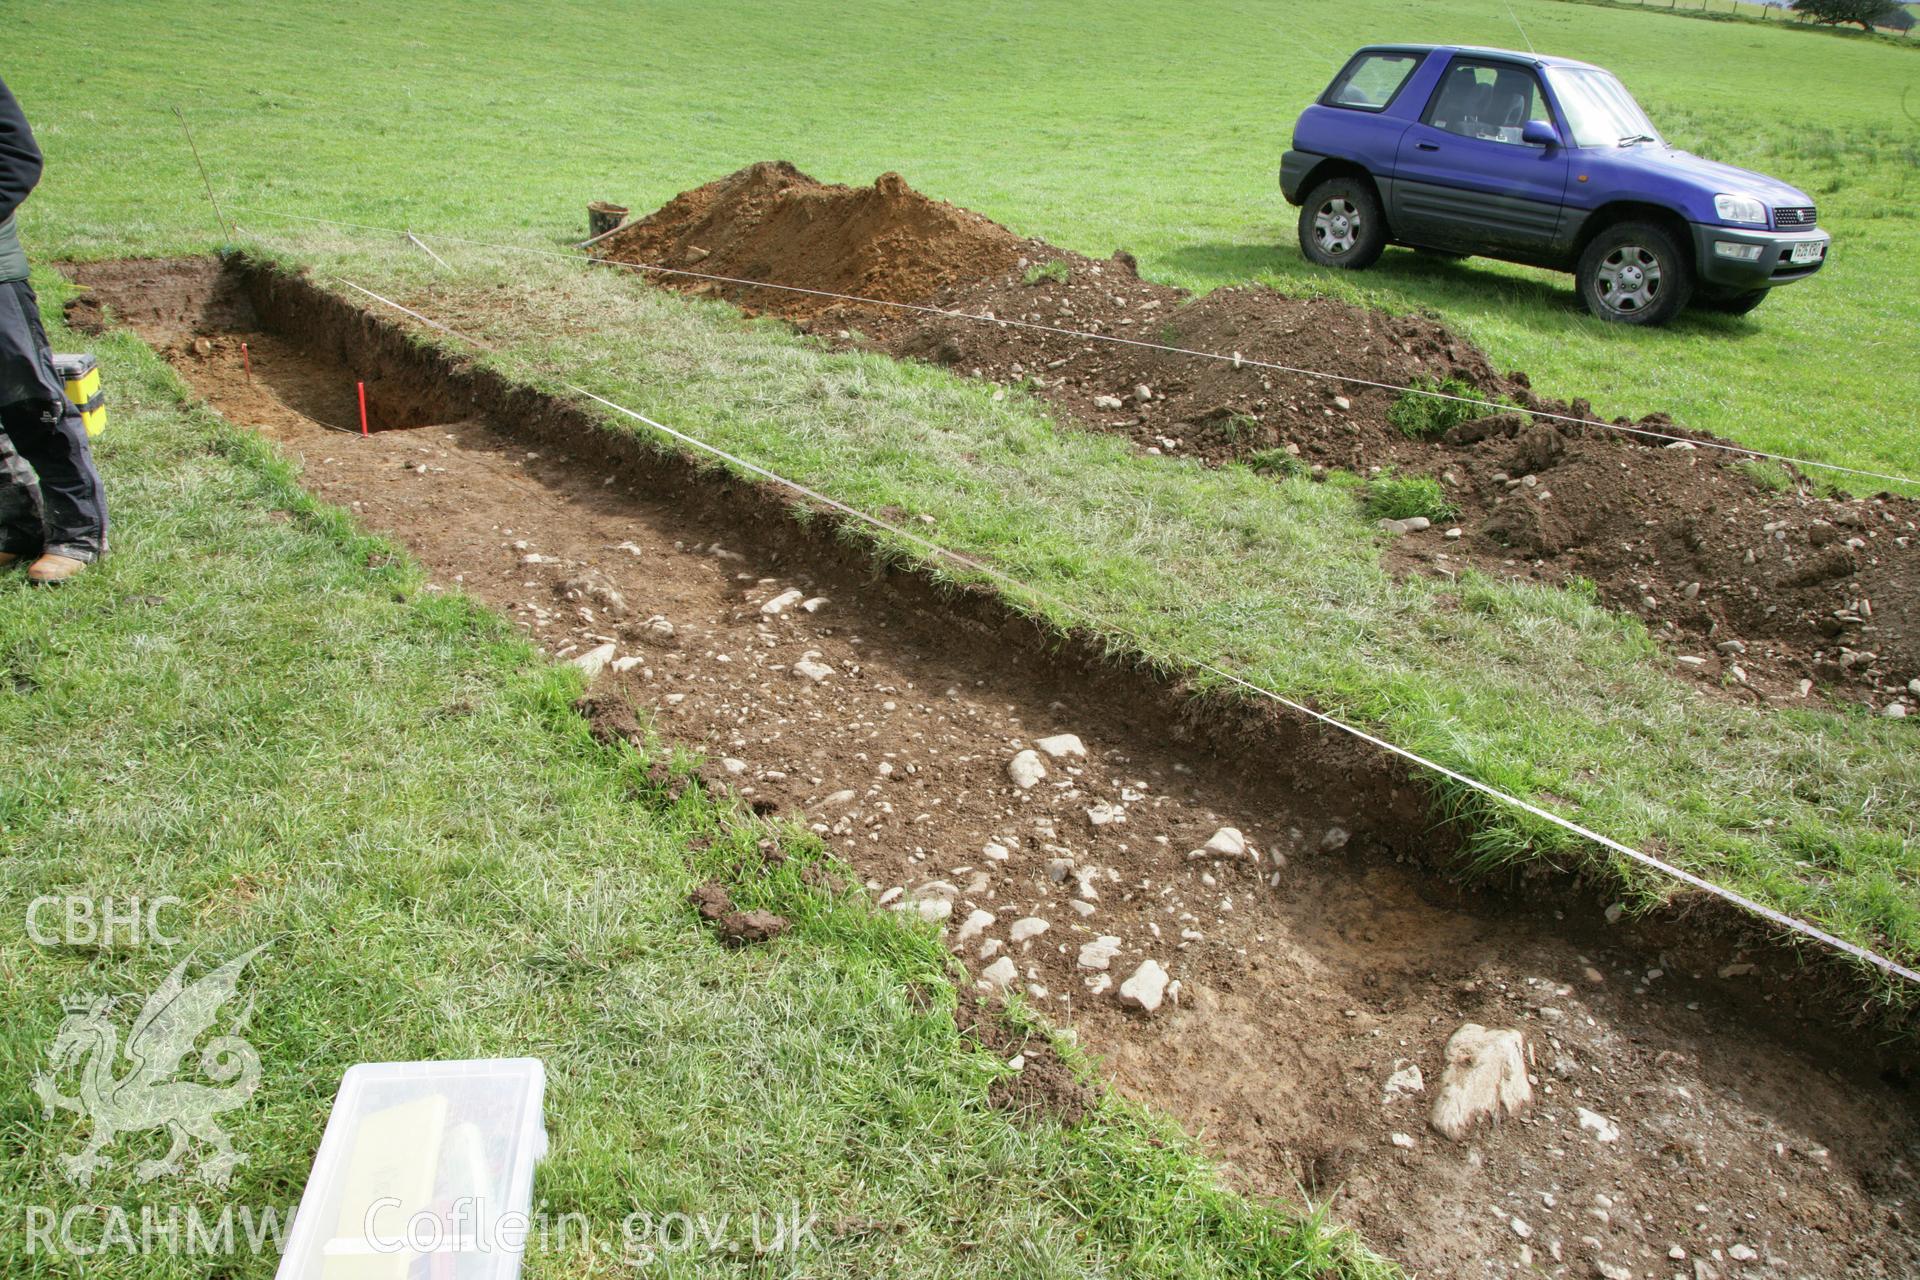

{"left": 1544, "top": 67, "right": 1661, "bottom": 148}
{"left": 1325, "top": 52, "right": 1422, "bottom": 112}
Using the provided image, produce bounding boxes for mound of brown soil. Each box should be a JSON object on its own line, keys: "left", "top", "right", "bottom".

{"left": 593, "top": 161, "right": 1031, "bottom": 321}
{"left": 605, "top": 165, "right": 1920, "bottom": 710}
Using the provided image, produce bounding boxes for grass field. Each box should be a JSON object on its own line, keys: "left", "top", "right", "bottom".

{"left": 0, "top": 286, "right": 1389, "bottom": 1277}
{"left": 5, "top": 4, "right": 1920, "bottom": 1272}
{"left": 12, "top": 0, "right": 1920, "bottom": 490}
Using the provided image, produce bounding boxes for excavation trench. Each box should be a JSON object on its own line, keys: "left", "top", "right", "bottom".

{"left": 68, "top": 256, "right": 1920, "bottom": 1279}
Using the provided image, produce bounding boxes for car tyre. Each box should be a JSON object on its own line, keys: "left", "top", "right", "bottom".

{"left": 1299, "top": 177, "right": 1387, "bottom": 270}
{"left": 1578, "top": 222, "right": 1692, "bottom": 325}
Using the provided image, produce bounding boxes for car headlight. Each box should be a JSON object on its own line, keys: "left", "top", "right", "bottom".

{"left": 1713, "top": 194, "right": 1769, "bottom": 226}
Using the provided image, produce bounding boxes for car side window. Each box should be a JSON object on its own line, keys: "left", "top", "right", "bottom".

{"left": 1325, "top": 53, "right": 1422, "bottom": 112}
{"left": 1423, "top": 59, "right": 1554, "bottom": 145}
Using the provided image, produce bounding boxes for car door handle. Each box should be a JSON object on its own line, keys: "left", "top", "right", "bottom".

{"left": 1416, "top": 142, "right": 1440, "bottom": 151}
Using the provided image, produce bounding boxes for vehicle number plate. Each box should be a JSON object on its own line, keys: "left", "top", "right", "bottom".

{"left": 1790, "top": 241, "right": 1825, "bottom": 265}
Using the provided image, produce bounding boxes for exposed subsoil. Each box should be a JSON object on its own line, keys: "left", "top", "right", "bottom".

{"left": 598, "top": 164, "right": 1920, "bottom": 710}
{"left": 66, "top": 255, "right": 1920, "bottom": 1280}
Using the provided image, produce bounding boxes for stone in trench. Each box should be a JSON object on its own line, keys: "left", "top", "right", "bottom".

{"left": 1201, "top": 826, "right": 1247, "bottom": 859}
{"left": 1008, "top": 749, "right": 1047, "bottom": 789}
{"left": 792, "top": 656, "right": 834, "bottom": 683}
{"left": 1118, "top": 959, "right": 1170, "bottom": 1013}
{"left": 954, "top": 909, "right": 996, "bottom": 947}
{"left": 760, "top": 588, "right": 805, "bottom": 616}
{"left": 571, "top": 642, "right": 618, "bottom": 679}
{"left": 1428, "top": 1024, "right": 1532, "bottom": 1140}
{"left": 1009, "top": 916, "right": 1049, "bottom": 944}
{"left": 1077, "top": 935, "right": 1122, "bottom": 970}
{"left": 980, "top": 956, "right": 1018, "bottom": 990}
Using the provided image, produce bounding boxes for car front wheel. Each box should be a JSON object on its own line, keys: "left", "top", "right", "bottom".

{"left": 1299, "top": 177, "right": 1387, "bottom": 270}
{"left": 1577, "top": 222, "right": 1691, "bottom": 325}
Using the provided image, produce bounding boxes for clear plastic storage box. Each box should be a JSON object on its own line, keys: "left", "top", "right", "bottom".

{"left": 274, "top": 1058, "right": 548, "bottom": 1280}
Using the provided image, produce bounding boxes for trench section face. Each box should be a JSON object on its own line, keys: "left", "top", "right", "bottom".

{"left": 64, "top": 256, "right": 1920, "bottom": 1280}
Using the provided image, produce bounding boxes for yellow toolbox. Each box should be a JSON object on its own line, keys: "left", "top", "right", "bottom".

{"left": 52, "top": 353, "right": 106, "bottom": 438}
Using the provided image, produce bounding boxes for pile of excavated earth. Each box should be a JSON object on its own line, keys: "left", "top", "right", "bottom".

{"left": 67, "top": 221, "right": 1920, "bottom": 1279}
{"left": 595, "top": 162, "right": 1920, "bottom": 709}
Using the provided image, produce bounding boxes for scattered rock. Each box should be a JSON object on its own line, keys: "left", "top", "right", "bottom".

{"left": 1201, "top": 826, "right": 1247, "bottom": 859}
{"left": 571, "top": 642, "right": 618, "bottom": 679}
{"left": 1086, "top": 801, "right": 1126, "bottom": 827}
{"left": 1118, "top": 959, "right": 1170, "bottom": 1013}
{"left": 1034, "top": 733, "right": 1087, "bottom": 759}
{"left": 792, "top": 656, "right": 834, "bottom": 682}
{"left": 1577, "top": 1107, "right": 1621, "bottom": 1143}
{"left": 1389, "top": 1131, "right": 1416, "bottom": 1149}
{"left": 980, "top": 956, "right": 1018, "bottom": 990}
{"left": 1077, "top": 935, "right": 1122, "bottom": 970}
{"left": 760, "top": 587, "right": 805, "bottom": 615}
{"left": 1008, "top": 749, "right": 1048, "bottom": 789}
{"left": 1429, "top": 1024, "right": 1533, "bottom": 1140}
{"left": 1321, "top": 825, "right": 1351, "bottom": 851}
{"left": 1728, "top": 1244, "right": 1757, "bottom": 1262}
{"left": 1382, "top": 1060, "right": 1425, "bottom": 1102}
{"left": 1093, "top": 394, "right": 1124, "bottom": 411}
{"left": 955, "top": 909, "right": 996, "bottom": 946}
{"left": 1009, "top": 917, "right": 1050, "bottom": 944}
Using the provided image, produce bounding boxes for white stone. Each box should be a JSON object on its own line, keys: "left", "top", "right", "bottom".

{"left": 1008, "top": 749, "right": 1047, "bottom": 789}
{"left": 1728, "top": 1244, "right": 1757, "bottom": 1262}
{"left": 1093, "top": 395, "right": 1124, "bottom": 411}
{"left": 1086, "top": 973, "right": 1112, "bottom": 995}
{"left": 980, "top": 956, "right": 1018, "bottom": 990}
{"left": 1009, "top": 917, "right": 1049, "bottom": 944}
{"left": 982, "top": 842, "right": 1010, "bottom": 861}
{"left": 1087, "top": 801, "right": 1125, "bottom": 827}
{"left": 894, "top": 896, "right": 951, "bottom": 922}
{"left": 1383, "top": 1060, "right": 1425, "bottom": 1101}
{"left": 1034, "top": 733, "right": 1086, "bottom": 759}
{"left": 1077, "top": 935, "right": 1123, "bottom": 970}
{"left": 1118, "top": 959, "right": 1170, "bottom": 1013}
{"left": 570, "top": 643, "right": 617, "bottom": 679}
{"left": 1068, "top": 899, "right": 1096, "bottom": 917}
{"left": 1321, "top": 826, "right": 1351, "bottom": 851}
{"left": 801, "top": 596, "right": 828, "bottom": 612}
{"left": 1429, "top": 1024, "right": 1533, "bottom": 1141}
{"left": 955, "top": 909, "right": 996, "bottom": 946}
{"left": 1389, "top": 1132, "right": 1415, "bottom": 1149}
{"left": 1576, "top": 1107, "right": 1620, "bottom": 1143}
{"left": 792, "top": 657, "right": 834, "bottom": 683}
{"left": 760, "top": 588, "right": 804, "bottom": 616}
{"left": 912, "top": 880, "right": 960, "bottom": 902}
{"left": 1202, "top": 827, "right": 1247, "bottom": 858}
{"left": 612, "top": 655, "right": 644, "bottom": 673}
{"left": 721, "top": 757, "right": 748, "bottom": 775}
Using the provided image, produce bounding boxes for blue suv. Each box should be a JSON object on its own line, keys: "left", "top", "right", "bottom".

{"left": 1280, "top": 45, "right": 1829, "bottom": 324}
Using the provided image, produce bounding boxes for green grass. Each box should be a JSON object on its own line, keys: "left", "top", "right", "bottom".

{"left": 1386, "top": 377, "right": 1492, "bottom": 439}
{"left": 1023, "top": 259, "right": 1070, "bottom": 286}
{"left": 1362, "top": 471, "right": 1460, "bottom": 522}
{"left": 10, "top": 0, "right": 1920, "bottom": 490}
{"left": 227, "top": 234, "right": 1919, "bottom": 1005}
{"left": 0, "top": 274, "right": 1392, "bottom": 1278}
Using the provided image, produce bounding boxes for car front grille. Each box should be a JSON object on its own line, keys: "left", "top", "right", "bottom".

{"left": 1774, "top": 206, "right": 1817, "bottom": 228}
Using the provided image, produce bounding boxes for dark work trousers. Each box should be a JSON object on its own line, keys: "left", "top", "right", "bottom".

{"left": 0, "top": 278, "right": 107, "bottom": 562}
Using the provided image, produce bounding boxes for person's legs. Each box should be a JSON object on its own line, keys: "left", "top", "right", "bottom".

{"left": 0, "top": 425, "right": 43, "bottom": 564}
{"left": 1, "top": 393, "right": 105, "bottom": 563}
{"left": 0, "top": 278, "right": 107, "bottom": 569}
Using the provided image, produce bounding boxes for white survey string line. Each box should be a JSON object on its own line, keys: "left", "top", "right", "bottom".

{"left": 226, "top": 202, "right": 1920, "bottom": 491}
{"left": 319, "top": 269, "right": 1920, "bottom": 988}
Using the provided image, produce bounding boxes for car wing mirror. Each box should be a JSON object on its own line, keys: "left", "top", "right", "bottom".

{"left": 1521, "top": 120, "right": 1560, "bottom": 148}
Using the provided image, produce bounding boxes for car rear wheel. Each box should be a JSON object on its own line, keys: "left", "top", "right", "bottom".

{"left": 1577, "top": 222, "right": 1691, "bottom": 325}
{"left": 1299, "top": 177, "right": 1386, "bottom": 270}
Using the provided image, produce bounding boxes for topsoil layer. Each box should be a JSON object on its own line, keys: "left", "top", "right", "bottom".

{"left": 601, "top": 163, "right": 1920, "bottom": 709}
